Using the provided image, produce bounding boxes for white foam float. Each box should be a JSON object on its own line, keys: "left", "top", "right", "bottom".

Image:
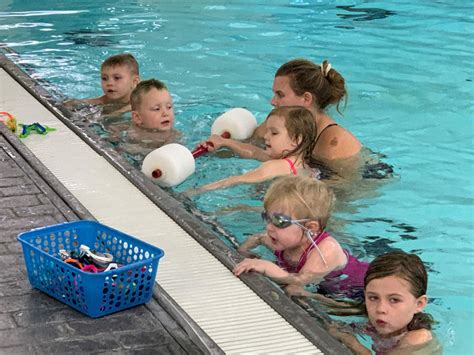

{"left": 141, "top": 108, "right": 257, "bottom": 186}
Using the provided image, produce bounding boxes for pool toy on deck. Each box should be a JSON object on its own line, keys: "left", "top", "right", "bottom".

{"left": 0, "top": 111, "right": 17, "bottom": 132}
{"left": 0, "top": 111, "right": 56, "bottom": 138}
{"left": 141, "top": 107, "right": 257, "bottom": 187}
{"left": 19, "top": 122, "right": 56, "bottom": 138}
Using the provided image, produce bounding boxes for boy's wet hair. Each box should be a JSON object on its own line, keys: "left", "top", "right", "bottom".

{"left": 266, "top": 106, "right": 317, "bottom": 167}
{"left": 101, "top": 53, "right": 139, "bottom": 76}
{"left": 275, "top": 59, "right": 347, "bottom": 114}
{"left": 130, "top": 78, "right": 168, "bottom": 110}
{"left": 365, "top": 250, "right": 435, "bottom": 330}
{"left": 264, "top": 175, "right": 335, "bottom": 229}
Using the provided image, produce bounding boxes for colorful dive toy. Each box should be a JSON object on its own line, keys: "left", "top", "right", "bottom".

{"left": 19, "top": 122, "right": 56, "bottom": 138}
{"left": 0, "top": 111, "right": 56, "bottom": 138}
{"left": 0, "top": 111, "right": 17, "bottom": 132}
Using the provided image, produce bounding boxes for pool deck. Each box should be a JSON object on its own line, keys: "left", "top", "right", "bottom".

{"left": 0, "top": 52, "right": 351, "bottom": 354}
{"left": 0, "top": 123, "right": 210, "bottom": 354}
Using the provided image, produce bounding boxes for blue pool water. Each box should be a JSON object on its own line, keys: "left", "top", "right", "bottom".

{"left": 1, "top": 1, "right": 473, "bottom": 353}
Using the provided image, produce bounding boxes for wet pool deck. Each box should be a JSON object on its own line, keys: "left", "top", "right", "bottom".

{"left": 0, "top": 124, "right": 209, "bottom": 354}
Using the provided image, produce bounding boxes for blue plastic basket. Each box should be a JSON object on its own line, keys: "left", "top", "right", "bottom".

{"left": 17, "top": 220, "right": 165, "bottom": 318}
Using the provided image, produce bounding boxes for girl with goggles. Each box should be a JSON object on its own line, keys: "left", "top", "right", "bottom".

{"left": 233, "top": 175, "right": 368, "bottom": 302}
{"left": 188, "top": 106, "right": 320, "bottom": 195}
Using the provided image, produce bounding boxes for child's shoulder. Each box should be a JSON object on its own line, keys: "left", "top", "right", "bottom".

{"left": 400, "top": 328, "right": 433, "bottom": 347}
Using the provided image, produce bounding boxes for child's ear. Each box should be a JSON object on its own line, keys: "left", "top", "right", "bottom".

{"left": 305, "top": 220, "right": 321, "bottom": 234}
{"left": 132, "top": 75, "right": 140, "bottom": 87}
{"left": 131, "top": 111, "right": 142, "bottom": 126}
{"left": 415, "top": 295, "right": 428, "bottom": 313}
{"left": 292, "top": 135, "right": 303, "bottom": 147}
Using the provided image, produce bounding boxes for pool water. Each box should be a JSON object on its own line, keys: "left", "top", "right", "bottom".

{"left": 1, "top": 1, "right": 473, "bottom": 353}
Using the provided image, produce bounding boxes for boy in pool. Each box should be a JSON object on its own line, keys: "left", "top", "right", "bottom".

{"left": 105, "top": 78, "right": 179, "bottom": 161}
{"left": 65, "top": 53, "right": 140, "bottom": 117}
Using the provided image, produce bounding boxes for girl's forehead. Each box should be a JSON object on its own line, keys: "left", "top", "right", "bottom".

{"left": 366, "top": 275, "right": 413, "bottom": 293}
{"left": 267, "top": 114, "right": 285, "bottom": 126}
{"left": 267, "top": 198, "right": 296, "bottom": 213}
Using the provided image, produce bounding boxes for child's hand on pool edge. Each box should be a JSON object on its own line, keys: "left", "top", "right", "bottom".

{"left": 233, "top": 258, "right": 271, "bottom": 276}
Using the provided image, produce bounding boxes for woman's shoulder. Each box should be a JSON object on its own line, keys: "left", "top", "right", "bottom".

{"left": 315, "top": 116, "right": 361, "bottom": 160}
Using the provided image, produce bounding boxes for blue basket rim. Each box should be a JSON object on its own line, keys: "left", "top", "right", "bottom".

{"left": 17, "top": 220, "right": 163, "bottom": 252}
{"left": 17, "top": 220, "right": 165, "bottom": 263}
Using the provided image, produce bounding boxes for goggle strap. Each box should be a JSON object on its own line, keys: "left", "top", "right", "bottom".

{"left": 297, "top": 225, "right": 328, "bottom": 268}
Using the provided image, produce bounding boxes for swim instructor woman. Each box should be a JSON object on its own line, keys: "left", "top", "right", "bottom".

{"left": 253, "top": 59, "right": 361, "bottom": 166}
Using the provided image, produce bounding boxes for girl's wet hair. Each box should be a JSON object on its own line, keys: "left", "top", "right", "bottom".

{"left": 130, "top": 78, "right": 168, "bottom": 110}
{"left": 275, "top": 59, "right": 347, "bottom": 114}
{"left": 101, "top": 53, "right": 139, "bottom": 76}
{"left": 266, "top": 106, "right": 317, "bottom": 167}
{"left": 365, "top": 250, "right": 435, "bottom": 331}
{"left": 264, "top": 175, "right": 335, "bottom": 229}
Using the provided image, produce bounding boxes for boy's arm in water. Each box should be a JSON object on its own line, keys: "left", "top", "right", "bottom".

{"left": 102, "top": 103, "right": 131, "bottom": 118}
{"left": 201, "top": 134, "right": 269, "bottom": 161}
{"left": 63, "top": 95, "right": 107, "bottom": 107}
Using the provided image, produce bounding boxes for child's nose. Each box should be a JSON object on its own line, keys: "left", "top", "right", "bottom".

{"left": 376, "top": 301, "right": 387, "bottom": 314}
{"left": 266, "top": 222, "right": 276, "bottom": 233}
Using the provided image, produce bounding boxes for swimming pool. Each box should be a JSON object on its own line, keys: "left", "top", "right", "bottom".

{"left": 1, "top": 1, "right": 473, "bottom": 353}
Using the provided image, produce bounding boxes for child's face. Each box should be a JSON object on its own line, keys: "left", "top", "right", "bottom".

{"left": 271, "top": 76, "right": 308, "bottom": 108}
{"left": 101, "top": 65, "right": 139, "bottom": 103}
{"left": 264, "top": 203, "right": 305, "bottom": 250}
{"left": 132, "top": 88, "right": 174, "bottom": 131}
{"left": 263, "top": 114, "right": 299, "bottom": 158}
{"left": 365, "top": 275, "right": 427, "bottom": 336}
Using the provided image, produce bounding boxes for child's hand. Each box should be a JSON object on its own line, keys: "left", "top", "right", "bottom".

{"left": 196, "top": 134, "right": 228, "bottom": 153}
{"left": 233, "top": 258, "right": 267, "bottom": 276}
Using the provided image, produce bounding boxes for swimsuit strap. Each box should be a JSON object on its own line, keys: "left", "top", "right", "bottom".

{"left": 315, "top": 123, "right": 338, "bottom": 145}
{"left": 275, "top": 231, "right": 330, "bottom": 273}
{"left": 294, "top": 231, "right": 330, "bottom": 272}
{"left": 283, "top": 158, "right": 297, "bottom": 176}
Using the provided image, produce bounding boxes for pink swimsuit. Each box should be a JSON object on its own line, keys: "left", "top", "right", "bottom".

{"left": 274, "top": 231, "right": 368, "bottom": 299}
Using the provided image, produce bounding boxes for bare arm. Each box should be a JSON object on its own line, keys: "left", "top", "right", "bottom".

{"left": 102, "top": 103, "right": 131, "bottom": 118}
{"left": 194, "top": 159, "right": 288, "bottom": 193}
{"left": 63, "top": 95, "right": 107, "bottom": 107}
{"left": 237, "top": 233, "right": 265, "bottom": 254}
{"left": 203, "top": 135, "right": 270, "bottom": 161}
{"left": 327, "top": 327, "right": 372, "bottom": 355}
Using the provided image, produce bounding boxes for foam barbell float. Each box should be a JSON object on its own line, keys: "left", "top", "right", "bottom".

{"left": 141, "top": 108, "right": 257, "bottom": 187}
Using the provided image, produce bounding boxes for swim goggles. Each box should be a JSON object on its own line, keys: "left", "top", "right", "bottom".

{"left": 261, "top": 210, "right": 328, "bottom": 266}
{"left": 261, "top": 210, "right": 310, "bottom": 229}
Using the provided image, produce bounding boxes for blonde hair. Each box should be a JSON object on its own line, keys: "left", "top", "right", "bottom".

{"left": 264, "top": 176, "right": 335, "bottom": 229}
{"left": 130, "top": 78, "right": 168, "bottom": 110}
{"left": 101, "top": 53, "right": 139, "bottom": 76}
